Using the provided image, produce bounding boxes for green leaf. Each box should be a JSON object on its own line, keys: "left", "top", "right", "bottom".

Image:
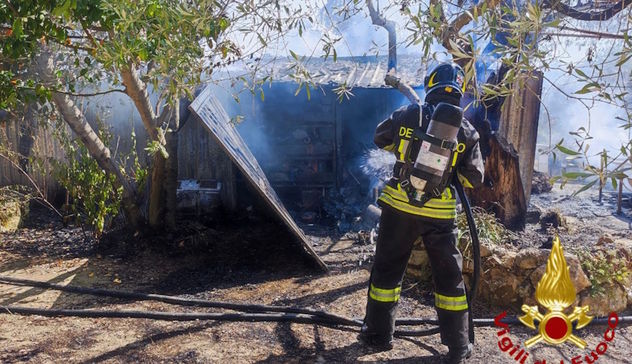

{"left": 12, "top": 18, "right": 23, "bottom": 38}
{"left": 556, "top": 144, "right": 580, "bottom": 156}
{"left": 572, "top": 179, "right": 598, "bottom": 197}
{"left": 562, "top": 172, "right": 593, "bottom": 179}
{"left": 575, "top": 68, "right": 588, "bottom": 79}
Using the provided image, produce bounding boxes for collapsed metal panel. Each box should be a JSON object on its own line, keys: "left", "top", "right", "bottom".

{"left": 189, "top": 86, "right": 328, "bottom": 271}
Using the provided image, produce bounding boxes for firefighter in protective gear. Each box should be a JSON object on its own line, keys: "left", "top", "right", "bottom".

{"left": 359, "top": 63, "right": 485, "bottom": 363}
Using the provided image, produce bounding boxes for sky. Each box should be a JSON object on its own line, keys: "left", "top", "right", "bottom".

{"left": 271, "top": 1, "right": 631, "bottom": 161}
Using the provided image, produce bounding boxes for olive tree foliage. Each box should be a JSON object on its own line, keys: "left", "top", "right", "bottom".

{"left": 0, "top": 0, "right": 311, "bottom": 232}
{"left": 294, "top": 0, "right": 632, "bottom": 196}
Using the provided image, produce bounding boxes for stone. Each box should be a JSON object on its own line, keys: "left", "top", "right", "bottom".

{"left": 566, "top": 255, "right": 592, "bottom": 293}
{"left": 479, "top": 267, "right": 520, "bottom": 307}
{"left": 462, "top": 259, "right": 474, "bottom": 274}
{"left": 540, "top": 210, "right": 566, "bottom": 230}
{"left": 516, "top": 280, "right": 535, "bottom": 303}
{"left": 501, "top": 251, "right": 517, "bottom": 269}
{"left": 525, "top": 209, "right": 541, "bottom": 224}
{"left": 531, "top": 171, "right": 553, "bottom": 194}
{"left": 408, "top": 249, "right": 429, "bottom": 266}
{"left": 514, "top": 249, "right": 549, "bottom": 270}
{"left": 529, "top": 254, "right": 591, "bottom": 294}
{"left": 623, "top": 275, "right": 632, "bottom": 307}
{"left": 406, "top": 244, "right": 432, "bottom": 282}
{"left": 480, "top": 242, "right": 493, "bottom": 258}
{"left": 597, "top": 234, "right": 614, "bottom": 246}
{"left": 580, "top": 284, "right": 628, "bottom": 317}
{"left": 0, "top": 199, "right": 21, "bottom": 233}
{"left": 614, "top": 239, "right": 632, "bottom": 261}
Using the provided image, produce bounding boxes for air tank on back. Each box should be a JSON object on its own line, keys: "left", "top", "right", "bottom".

{"left": 409, "top": 102, "right": 463, "bottom": 195}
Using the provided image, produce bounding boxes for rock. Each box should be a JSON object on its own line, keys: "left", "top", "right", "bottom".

{"left": 514, "top": 249, "right": 549, "bottom": 270}
{"left": 597, "top": 234, "right": 614, "bottom": 246}
{"left": 526, "top": 209, "right": 541, "bottom": 224}
{"left": 529, "top": 254, "right": 591, "bottom": 294}
{"left": 407, "top": 243, "right": 432, "bottom": 282}
{"left": 480, "top": 242, "right": 493, "bottom": 258}
{"left": 516, "top": 280, "right": 535, "bottom": 305}
{"left": 0, "top": 199, "right": 21, "bottom": 233}
{"left": 580, "top": 284, "right": 628, "bottom": 316}
{"left": 540, "top": 210, "right": 566, "bottom": 230}
{"left": 462, "top": 259, "right": 474, "bottom": 274}
{"left": 501, "top": 251, "right": 517, "bottom": 269}
{"left": 408, "top": 248, "right": 429, "bottom": 266}
{"left": 566, "top": 255, "right": 592, "bottom": 293}
{"left": 614, "top": 239, "right": 632, "bottom": 260}
{"left": 622, "top": 274, "right": 632, "bottom": 307}
{"left": 531, "top": 171, "right": 552, "bottom": 194}
{"left": 479, "top": 267, "right": 521, "bottom": 306}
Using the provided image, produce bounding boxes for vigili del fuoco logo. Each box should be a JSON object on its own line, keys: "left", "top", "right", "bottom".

{"left": 494, "top": 236, "right": 620, "bottom": 363}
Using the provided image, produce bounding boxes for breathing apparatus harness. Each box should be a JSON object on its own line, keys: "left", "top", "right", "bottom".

{"left": 396, "top": 102, "right": 465, "bottom": 207}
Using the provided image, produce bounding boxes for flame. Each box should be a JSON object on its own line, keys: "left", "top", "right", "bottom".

{"left": 535, "top": 236, "right": 576, "bottom": 311}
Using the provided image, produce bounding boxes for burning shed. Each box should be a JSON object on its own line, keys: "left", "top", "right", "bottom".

{"left": 181, "top": 54, "right": 542, "bottom": 232}
{"left": 219, "top": 55, "right": 426, "bottom": 221}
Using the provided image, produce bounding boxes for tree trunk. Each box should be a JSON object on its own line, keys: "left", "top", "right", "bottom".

{"left": 148, "top": 153, "right": 166, "bottom": 228}
{"left": 34, "top": 48, "right": 144, "bottom": 228}
{"left": 120, "top": 63, "right": 181, "bottom": 231}
{"left": 468, "top": 135, "right": 526, "bottom": 229}
{"left": 497, "top": 71, "right": 543, "bottom": 205}
{"left": 164, "top": 102, "right": 180, "bottom": 230}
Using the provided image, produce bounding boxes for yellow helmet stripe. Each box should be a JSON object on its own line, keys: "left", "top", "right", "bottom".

{"left": 427, "top": 72, "right": 437, "bottom": 88}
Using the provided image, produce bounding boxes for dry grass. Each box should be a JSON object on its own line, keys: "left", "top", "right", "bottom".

{"left": 456, "top": 207, "right": 513, "bottom": 263}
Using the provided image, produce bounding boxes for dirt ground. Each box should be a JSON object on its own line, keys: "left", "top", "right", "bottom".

{"left": 1, "top": 187, "right": 632, "bottom": 363}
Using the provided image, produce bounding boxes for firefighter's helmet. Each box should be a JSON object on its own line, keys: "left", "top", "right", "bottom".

{"left": 424, "top": 63, "right": 466, "bottom": 98}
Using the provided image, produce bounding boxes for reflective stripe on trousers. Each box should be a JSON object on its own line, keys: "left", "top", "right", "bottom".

{"left": 369, "top": 283, "right": 401, "bottom": 303}
{"left": 435, "top": 292, "right": 468, "bottom": 311}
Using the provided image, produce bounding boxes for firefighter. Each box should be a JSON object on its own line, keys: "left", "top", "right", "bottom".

{"left": 358, "top": 63, "right": 485, "bottom": 364}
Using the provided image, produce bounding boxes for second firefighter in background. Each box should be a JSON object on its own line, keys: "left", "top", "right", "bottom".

{"left": 359, "top": 63, "right": 485, "bottom": 364}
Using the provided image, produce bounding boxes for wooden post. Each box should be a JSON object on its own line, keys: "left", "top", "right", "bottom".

{"left": 617, "top": 176, "right": 623, "bottom": 215}
{"left": 497, "top": 71, "right": 543, "bottom": 204}
{"left": 468, "top": 72, "right": 543, "bottom": 229}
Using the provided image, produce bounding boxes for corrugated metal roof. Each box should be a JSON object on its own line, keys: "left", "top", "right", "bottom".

{"left": 234, "top": 55, "right": 425, "bottom": 89}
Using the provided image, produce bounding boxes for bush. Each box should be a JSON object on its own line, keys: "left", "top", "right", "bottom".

{"left": 578, "top": 249, "right": 629, "bottom": 297}
{"left": 51, "top": 120, "right": 146, "bottom": 237}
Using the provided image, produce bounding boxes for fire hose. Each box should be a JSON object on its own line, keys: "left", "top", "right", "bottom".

{"left": 1, "top": 275, "right": 631, "bottom": 338}
{"left": 454, "top": 176, "right": 481, "bottom": 345}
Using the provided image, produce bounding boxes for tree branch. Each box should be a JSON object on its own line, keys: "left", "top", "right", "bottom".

{"left": 545, "top": 0, "right": 632, "bottom": 21}
{"left": 20, "top": 86, "right": 127, "bottom": 97}
{"left": 120, "top": 62, "right": 163, "bottom": 143}
{"left": 366, "top": 0, "right": 420, "bottom": 105}
{"left": 366, "top": 0, "right": 397, "bottom": 71}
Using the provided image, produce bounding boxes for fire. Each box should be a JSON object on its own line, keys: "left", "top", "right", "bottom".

{"left": 535, "top": 236, "right": 576, "bottom": 311}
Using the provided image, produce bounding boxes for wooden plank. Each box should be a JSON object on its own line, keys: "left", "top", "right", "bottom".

{"left": 189, "top": 86, "right": 328, "bottom": 271}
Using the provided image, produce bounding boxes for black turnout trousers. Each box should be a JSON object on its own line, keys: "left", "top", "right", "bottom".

{"left": 364, "top": 204, "right": 469, "bottom": 348}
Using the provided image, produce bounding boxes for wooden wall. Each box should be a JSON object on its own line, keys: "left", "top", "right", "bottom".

{"left": 0, "top": 107, "right": 66, "bottom": 200}
{"left": 177, "top": 115, "right": 237, "bottom": 210}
